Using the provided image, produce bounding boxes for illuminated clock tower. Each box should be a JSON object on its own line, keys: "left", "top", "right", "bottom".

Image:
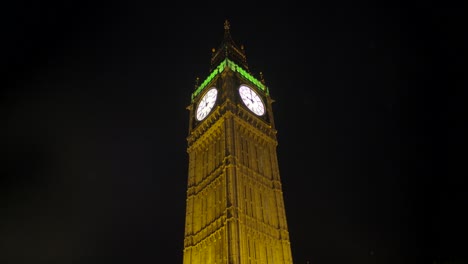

{"left": 183, "top": 20, "right": 293, "bottom": 264}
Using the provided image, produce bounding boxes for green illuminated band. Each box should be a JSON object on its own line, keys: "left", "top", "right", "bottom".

{"left": 191, "top": 59, "right": 268, "bottom": 101}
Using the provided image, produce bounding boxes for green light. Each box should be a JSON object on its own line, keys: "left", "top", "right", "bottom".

{"left": 226, "top": 60, "right": 267, "bottom": 93}
{"left": 191, "top": 59, "right": 268, "bottom": 101}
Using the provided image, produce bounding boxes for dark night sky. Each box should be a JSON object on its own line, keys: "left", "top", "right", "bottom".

{"left": 2, "top": 1, "right": 466, "bottom": 264}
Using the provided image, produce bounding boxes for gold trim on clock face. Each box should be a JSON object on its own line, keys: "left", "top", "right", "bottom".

{"left": 196, "top": 87, "right": 218, "bottom": 121}
{"left": 238, "top": 85, "right": 265, "bottom": 116}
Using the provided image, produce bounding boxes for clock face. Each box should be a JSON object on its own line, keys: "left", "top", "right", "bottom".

{"left": 238, "top": 85, "right": 265, "bottom": 116}
{"left": 196, "top": 87, "right": 218, "bottom": 121}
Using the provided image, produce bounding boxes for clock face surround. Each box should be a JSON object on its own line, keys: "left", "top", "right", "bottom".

{"left": 238, "top": 85, "right": 265, "bottom": 116}
{"left": 196, "top": 87, "right": 218, "bottom": 121}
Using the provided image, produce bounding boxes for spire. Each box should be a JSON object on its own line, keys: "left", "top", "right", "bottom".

{"left": 224, "top": 19, "right": 230, "bottom": 35}
{"left": 210, "top": 20, "right": 249, "bottom": 71}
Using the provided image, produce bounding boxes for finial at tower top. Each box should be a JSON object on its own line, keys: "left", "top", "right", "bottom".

{"left": 210, "top": 19, "right": 249, "bottom": 72}
{"left": 223, "top": 19, "right": 232, "bottom": 43}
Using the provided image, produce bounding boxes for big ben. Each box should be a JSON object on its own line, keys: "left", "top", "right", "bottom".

{"left": 183, "top": 20, "right": 294, "bottom": 264}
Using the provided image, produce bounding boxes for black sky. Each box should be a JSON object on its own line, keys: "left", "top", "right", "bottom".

{"left": 2, "top": 1, "right": 466, "bottom": 264}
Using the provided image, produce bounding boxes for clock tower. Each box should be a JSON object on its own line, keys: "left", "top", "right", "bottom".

{"left": 183, "top": 20, "right": 293, "bottom": 264}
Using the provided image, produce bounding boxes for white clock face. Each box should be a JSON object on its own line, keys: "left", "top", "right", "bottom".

{"left": 239, "top": 85, "right": 265, "bottom": 116}
{"left": 196, "top": 87, "right": 218, "bottom": 121}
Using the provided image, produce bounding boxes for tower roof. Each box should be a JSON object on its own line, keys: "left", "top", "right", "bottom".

{"left": 210, "top": 20, "right": 249, "bottom": 71}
